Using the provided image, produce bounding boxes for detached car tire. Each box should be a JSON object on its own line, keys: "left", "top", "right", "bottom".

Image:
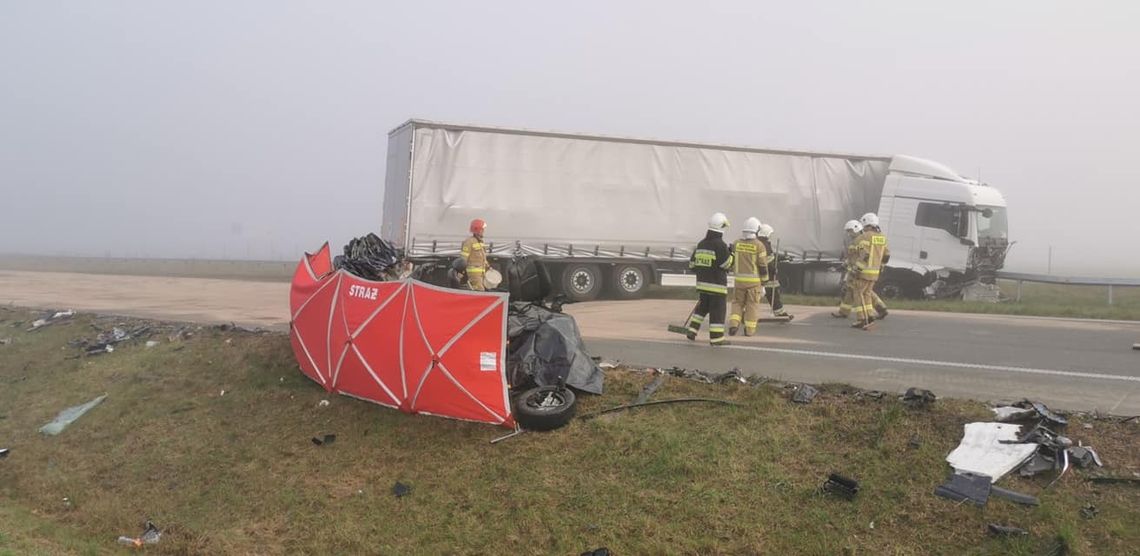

{"left": 513, "top": 385, "right": 577, "bottom": 431}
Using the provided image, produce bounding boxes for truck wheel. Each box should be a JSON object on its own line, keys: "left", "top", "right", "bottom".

{"left": 877, "top": 278, "right": 919, "bottom": 300}
{"left": 608, "top": 265, "right": 649, "bottom": 300}
{"left": 560, "top": 264, "right": 602, "bottom": 302}
{"left": 513, "top": 385, "right": 577, "bottom": 431}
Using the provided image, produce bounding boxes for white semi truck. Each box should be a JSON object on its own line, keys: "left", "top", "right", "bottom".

{"left": 382, "top": 119, "right": 1010, "bottom": 301}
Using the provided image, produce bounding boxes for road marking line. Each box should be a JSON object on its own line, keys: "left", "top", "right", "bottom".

{"left": 638, "top": 339, "right": 1140, "bottom": 383}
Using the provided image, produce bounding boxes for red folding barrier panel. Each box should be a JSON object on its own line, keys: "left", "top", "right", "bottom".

{"left": 289, "top": 244, "right": 514, "bottom": 427}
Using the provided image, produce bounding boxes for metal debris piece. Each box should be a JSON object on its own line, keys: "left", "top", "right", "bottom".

{"left": 597, "top": 359, "right": 621, "bottom": 369}
{"left": 792, "top": 384, "right": 819, "bottom": 404}
{"left": 1086, "top": 475, "right": 1140, "bottom": 486}
{"left": 0, "top": 448, "right": 9, "bottom": 459}
{"left": 0, "top": 337, "right": 11, "bottom": 346}
{"left": 1067, "top": 446, "right": 1101, "bottom": 469}
{"left": 392, "top": 482, "right": 412, "bottom": 498}
{"left": 987, "top": 524, "right": 1029, "bottom": 537}
{"left": 1079, "top": 504, "right": 1098, "bottom": 519}
{"left": 947, "top": 423, "right": 1038, "bottom": 482}
{"left": 1012, "top": 400, "right": 1068, "bottom": 427}
{"left": 1018, "top": 453, "right": 1057, "bottom": 477}
{"left": 908, "top": 434, "right": 922, "bottom": 449}
{"left": 989, "top": 485, "right": 1039, "bottom": 506}
{"left": 580, "top": 548, "right": 611, "bottom": 556}
{"left": 634, "top": 373, "right": 668, "bottom": 405}
{"left": 902, "top": 387, "right": 936, "bottom": 408}
{"left": 39, "top": 395, "right": 108, "bottom": 436}
{"left": 934, "top": 473, "right": 991, "bottom": 506}
{"left": 311, "top": 434, "right": 337, "bottom": 446}
{"left": 992, "top": 406, "right": 1036, "bottom": 422}
{"left": 821, "top": 473, "right": 859, "bottom": 500}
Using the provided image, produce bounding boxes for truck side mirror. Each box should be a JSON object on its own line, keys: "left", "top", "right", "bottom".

{"left": 981, "top": 208, "right": 994, "bottom": 218}
{"left": 960, "top": 238, "right": 975, "bottom": 247}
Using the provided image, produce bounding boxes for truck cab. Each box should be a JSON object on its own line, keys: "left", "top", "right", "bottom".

{"left": 876, "top": 155, "right": 1010, "bottom": 298}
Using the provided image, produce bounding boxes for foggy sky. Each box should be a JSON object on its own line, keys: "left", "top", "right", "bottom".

{"left": 2, "top": 1, "right": 1137, "bottom": 276}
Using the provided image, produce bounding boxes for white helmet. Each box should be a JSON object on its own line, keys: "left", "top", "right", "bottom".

{"left": 742, "top": 217, "right": 761, "bottom": 237}
{"left": 757, "top": 224, "right": 774, "bottom": 238}
{"left": 860, "top": 212, "right": 880, "bottom": 228}
{"left": 707, "top": 212, "right": 730, "bottom": 232}
{"left": 844, "top": 219, "right": 864, "bottom": 236}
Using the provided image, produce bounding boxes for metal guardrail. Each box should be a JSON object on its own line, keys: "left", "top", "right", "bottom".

{"left": 997, "top": 271, "right": 1140, "bottom": 305}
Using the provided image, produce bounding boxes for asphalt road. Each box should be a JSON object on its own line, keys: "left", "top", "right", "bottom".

{"left": 566, "top": 300, "right": 1140, "bottom": 416}
{"left": 3, "top": 270, "right": 1138, "bottom": 414}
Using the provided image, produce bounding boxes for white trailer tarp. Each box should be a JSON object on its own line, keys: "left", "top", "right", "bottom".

{"left": 385, "top": 121, "right": 890, "bottom": 259}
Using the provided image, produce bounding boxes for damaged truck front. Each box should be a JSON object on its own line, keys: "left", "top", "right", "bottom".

{"left": 381, "top": 119, "right": 1010, "bottom": 300}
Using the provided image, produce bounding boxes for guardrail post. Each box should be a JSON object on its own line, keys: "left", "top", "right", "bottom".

{"left": 1108, "top": 285, "right": 1114, "bottom": 306}
{"left": 1016, "top": 280, "right": 1022, "bottom": 303}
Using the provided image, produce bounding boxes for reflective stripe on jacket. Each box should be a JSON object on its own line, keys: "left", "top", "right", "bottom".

{"left": 731, "top": 238, "right": 769, "bottom": 286}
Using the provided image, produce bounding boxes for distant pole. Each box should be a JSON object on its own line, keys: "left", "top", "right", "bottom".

{"left": 1047, "top": 246, "right": 1053, "bottom": 275}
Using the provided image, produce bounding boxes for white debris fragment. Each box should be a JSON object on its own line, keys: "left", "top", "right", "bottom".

{"left": 946, "top": 422, "right": 1038, "bottom": 483}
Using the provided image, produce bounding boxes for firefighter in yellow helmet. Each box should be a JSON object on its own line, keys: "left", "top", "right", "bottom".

{"left": 460, "top": 219, "right": 489, "bottom": 291}
{"left": 729, "top": 217, "right": 769, "bottom": 336}
{"left": 850, "top": 213, "right": 890, "bottom": 329}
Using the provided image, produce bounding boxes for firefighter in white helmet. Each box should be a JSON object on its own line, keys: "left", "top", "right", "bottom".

{"left": 728, "top": 217, "right": 769, "bottom": 336}
{"left": 832, "top": 219, "right": 864, "bottom": 318}
{"left": 859, "top": 213, "right": 890, "bottom": 319}
{"left": 850, "top": 212, "right": 890, "bottom": 329}
{"left": 756, "top": 224, "right": 793, "bottom": 320}
{"left": 684, "top": 212, "right": 734, "bottom": 346}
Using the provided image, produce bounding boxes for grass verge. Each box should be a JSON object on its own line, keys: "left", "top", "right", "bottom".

{"left": 1, "top": 307, "right": 1138, "bottom": 555}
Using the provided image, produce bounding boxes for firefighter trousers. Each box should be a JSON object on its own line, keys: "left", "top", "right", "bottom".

{"left": 765, "top": 285, "right": 784, "bottom": 313}
{"left": 837, "top": 278, "right": 885, "bottom": 317}
{"left": 687, "top": 292, "right": 728, "bottom": 345}
{"left": 730, "top": 285, "right": 763, "bottom": 334}
{"left": 851, "top": 277, "right": 878, "bottom": 324}
{"left": 467, "top": 270, "right": 486, "bottom": 291}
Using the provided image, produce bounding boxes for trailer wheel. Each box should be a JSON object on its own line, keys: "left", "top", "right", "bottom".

{"left": 560, "top": 264, "right": 602, "bottom": 302}
{"left": 608, "top": 264, "right": 649, "bottom": 300}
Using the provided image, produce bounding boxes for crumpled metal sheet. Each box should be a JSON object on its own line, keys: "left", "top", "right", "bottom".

{"left": 946, "top": 422, "right": 1038, "bottom": 483}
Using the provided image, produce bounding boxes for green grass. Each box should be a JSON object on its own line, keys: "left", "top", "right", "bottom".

{"left": 648, "top": 280, "right": 1140, "bottom": 321}
{"left": 1, "top": 308, "right": 1138, "bottom": 554}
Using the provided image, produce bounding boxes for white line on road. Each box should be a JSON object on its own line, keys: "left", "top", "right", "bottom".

{"left": 639, "top": 339, "right": 1140, "bottom": 383}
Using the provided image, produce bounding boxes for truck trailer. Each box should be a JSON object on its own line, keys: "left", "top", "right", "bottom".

{"left": 382, "top": 119, "right": 1010, "bottom": 301}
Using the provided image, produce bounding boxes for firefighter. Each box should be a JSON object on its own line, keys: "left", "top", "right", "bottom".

{"left": 860, "top": 212, "right": 890, "bottom": 319}
{"left": 757, "top": 224, "right": 793, "bottom": 319}
{"left": 831, "top": 219, "right": 863, "bottom": 318}
{"left": 729, "top": 217, "right": 768, "bottom": 336}
{"left": 850, "top": 212, "right": 890, "bottom": 329}
{"left": 684, "top": 212, "right": 734, "bottom": 346}
{"left": 460, "top": 219, "right": 490, "bottom": 291}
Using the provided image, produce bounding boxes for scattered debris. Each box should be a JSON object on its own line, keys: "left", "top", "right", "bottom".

{"left": 597, "top": 359, "right": 621, "bottom": 370}
{"left": 1079, "top": 504, "right": 1099, "bottom": 519}
{"left": 791, "top": 384, "right": 818, "bottom": 404}
{"left": 634, "top": 373, "right": 668, "bottom": 405}
{"left": 1018, "top": 453, "right": 1057, "bottom": 477}
{"left": 0, "top": 448, "right": 9, "bottom": 459}
{"left": 219, "top": 390, "right": 226, "bottom": 397}
{"left": 934, "top": 473, "right": 991, "bottom": 506}
{"left": 1133, "top": 343, "right": 1139, "bottom": 351}
{"left": 392, "top": 481, "right": 412, "bottom": 498}
{"left": 1086, "top": 474, "right": 1140, "bottom": 486}
{"left": 0, "top": 337, "right": 10, "bottom": 345}
{"left": 908, "top": 434, "right": 922, "bottom": 449}
{"left": 987, "top": 524, "right": 1029, "bottom": 537}
{"left": 318, "top": 399, "right": 330, "bottom": 408}
{"left": 821, "top": 473, "right": 859, "bottom": 500}
{"left": 1067, "top": 446, "right": 1102, "bottom": 469}
{"left": 991, "top": 405, "right": 1036, "bottom": 422}
{"left": 117, "top": 520, "right": 161, "bottom": 548}
{"left": 1012, "top": 399, "right": 1068, "bottom": 427}
{"left": 901, "top": 387, "right": 936, "bottom": 408}
{"left": 1082, "top": 423, "right": 1093, "bottom": 430}
{"left": 311, "top": 434, "right": 337, "bottom": 446}
{"left": 28, "top": 310, "right": 75, "bottom": 331}
{"left": 145, "top": 340, "right": 160, "bottom": 348}
{"left": 946, "top": 423, "right": 1037, "bottom": 482}
{"left": 578, "top": 398, "right": 740, "bottom": 420}
{"left": 989, "top": 485, "right": 1039, "bottom": 507}
{"left": 39, "top": 394, "right": 108, "bottom": 436}
{"left": 71, "top": 324, "right": 152, "bottom": 356}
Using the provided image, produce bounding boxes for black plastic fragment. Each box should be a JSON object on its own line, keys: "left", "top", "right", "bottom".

{"left": 990, "top": 485, "right": 1039, "bottom": 506}
{"left": 987, "top": 523, "right": 1028, "bottom": 537}
{"left": 392, "top": 482, "right": 412, "bottom": 498}
{"left": 934, "top": 473, "right": 991, "bottom": 506}
{"left": 821, "top": 473, "right": 859, "bottom": 500}
{"left": 902, "top": 387, "right": 936, "bottom": 408}
{"left": 311, "top": 434, "right": 337, "bottom": 446}
{"left": 792, "top": 384, "right": 818, "bottom": 404}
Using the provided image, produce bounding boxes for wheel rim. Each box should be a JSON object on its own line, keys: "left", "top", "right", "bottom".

{"left": 570, "top": 269, "right": 594, "bottom": 293}
{"left": 619, "top": 268, "right": 643, "bottom": 292}
{"left": 526, "top": 390, "right": 567, "bottom": 409}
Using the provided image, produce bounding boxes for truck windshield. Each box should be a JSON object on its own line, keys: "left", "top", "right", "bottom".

{"left": 977, "top": 206, "right": 1008, "bottom": 240}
